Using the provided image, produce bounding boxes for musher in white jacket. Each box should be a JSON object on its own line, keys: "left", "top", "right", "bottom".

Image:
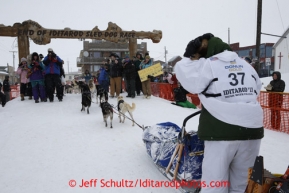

{"left": 174, "top": 34, "right": 264, "bottom": 193}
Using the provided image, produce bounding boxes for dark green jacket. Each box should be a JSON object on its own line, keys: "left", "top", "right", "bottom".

{"left": 133, "top": 59, "right": 142, "bottom": 71}
{"left": 198, "top": 106, "right": 264, "bottom": 140}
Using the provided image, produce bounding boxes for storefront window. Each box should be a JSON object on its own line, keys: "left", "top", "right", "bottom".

{"left": 94, "top": 65, "right": 100, "bottom": 72}
{"left": 90, "top": 52, "right": 101, "bottom": 58}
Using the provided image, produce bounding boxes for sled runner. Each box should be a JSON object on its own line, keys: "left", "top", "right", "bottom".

{"left": 142, "top": 111, "right": 203, "bottom": 193}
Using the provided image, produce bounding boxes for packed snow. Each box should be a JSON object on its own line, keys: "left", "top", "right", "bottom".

{"left": 0, "top": 80, "right": 289, "bottom": 193}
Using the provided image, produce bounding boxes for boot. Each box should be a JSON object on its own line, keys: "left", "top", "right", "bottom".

{"left": 21, "top": 94, "right": 24, "bottom": 101}
{"left": 29, "top": 96, "right": 32, "bottom": 100}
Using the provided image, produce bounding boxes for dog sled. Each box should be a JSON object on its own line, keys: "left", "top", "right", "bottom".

{"left": 142, "top": 110, "right": 289, "bottom": 193}
{"left": 142, "top": 111, "right": 203, "bottom": 193}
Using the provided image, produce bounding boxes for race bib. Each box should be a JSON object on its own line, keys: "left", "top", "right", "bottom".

{"left": 209, "top": 57, "right": 258, "bottom": 103}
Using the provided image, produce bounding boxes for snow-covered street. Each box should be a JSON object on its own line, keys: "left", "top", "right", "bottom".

{"left": 0, "top": 92, "right": 288, "bottom": 193}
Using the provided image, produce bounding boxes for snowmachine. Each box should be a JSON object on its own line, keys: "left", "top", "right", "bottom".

{"left": 142, "top": 111, "right": 203, "bottom": 193}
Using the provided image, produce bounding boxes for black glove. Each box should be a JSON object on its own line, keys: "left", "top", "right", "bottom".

{"left": 147, "top": 75, "right": 154, "bottom": 79}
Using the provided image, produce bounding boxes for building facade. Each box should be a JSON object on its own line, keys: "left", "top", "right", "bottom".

{"left": 77, "top": 40, "right": 148, "bottom": 74}
{"left": 230, "top": 42, "right": 275, "bottom": 77}
{"left": 0, "top": 66, "right": 16, "bottom": 85}
{"left": 273, "top": 27, "right": 289, "bottom": 74}
{"left": 64, "top": 70, "right": 83, "bottom": 82}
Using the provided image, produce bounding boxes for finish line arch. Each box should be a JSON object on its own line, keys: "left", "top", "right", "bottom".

{"left": 0, "top": 20, "right": 162, "bottom": 63}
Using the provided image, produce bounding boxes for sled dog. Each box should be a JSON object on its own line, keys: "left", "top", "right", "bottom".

{"left": 80, "top": 84, "right": 91, "bottom": 114}
{"left": 100, "top": 101, "right": 113, "bottom": 128}
{"left": 117, "top": 96, "right": 136, "bottom": 126}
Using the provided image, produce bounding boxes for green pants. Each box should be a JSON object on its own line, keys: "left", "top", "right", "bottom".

{"left": 176, "top": 100, "right": 196, "bottom": 109}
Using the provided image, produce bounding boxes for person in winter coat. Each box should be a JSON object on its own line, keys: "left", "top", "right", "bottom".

{"left": 39, "top": 54, "right": 44, "bottom": 61}
{"left": 84, "top": 70, "right": 92, "bottom": 84}
{"left": 2, "top": 76, "right": 11, "bottom": 102}
{"left": 27, "top": 52, "right": 47, "bottom": 103}
{"left": 0, "top": 82, "right": 6, "bottom": 107}
{"left": 98, "top": 64, "right": 110, "bottom": 92}
{"left": 163, "top": 71, "right": 178, "bottom": 86}
{"left": 265, "top": 71, "right": 286, "bottom": 129}
{"left": 123, "top": 55, "right": 136, "bottom": 98}
{"left": 108, "top": 53, "right": 123, "bottom": 97}
{"left": 174, "top": 34, "right": 264, "bottom": 193}
{"left": 94, "top": 71, "right": 100, "bottom": 94}
{"left": 42, "top": 48, "right": 63, "bottom": 102}
{"left": 133, "top": 52, "right": 143, "bottom": 96}
{"left": 16, "top": 57, "right": 32, "bottom": 101}
{"left": 139, "top": 55, "right": 153, "bottom": 99}
{"left": 59, "top": 61, "right": 65, "bottom": 97}
{"left": 173, "top": 85, "right": 196, "bottom": 108}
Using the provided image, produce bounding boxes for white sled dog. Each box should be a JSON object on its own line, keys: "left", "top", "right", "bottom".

{"left": 117, "top": 96, "right": 136, "bottom": 126}
{"left": 88, "top": 79, "right": 97, "bottom": 103}
{"left": 71, "top": 79, "right": 81, "bottom": 94}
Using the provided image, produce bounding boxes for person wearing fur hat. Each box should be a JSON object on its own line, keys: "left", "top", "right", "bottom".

{"left": 133, "top": 52, "right": 143, "bottom": 96}
{"left": 16, "top": 57, "right": 33, "bottom": 101}
{"left": 108, "top": 53, "right": 123, "bottom": 98}
{"left": 43, "top": 48, "right": 64, "bottom": 102}
{"left": 139, "top": 55, "right": 153, "bottom": 99}
{"left": 175, "top": 33, "right": 263, "bottom": 193}
{"left": 27, "top": 52, "right": 47, "bottom": 103}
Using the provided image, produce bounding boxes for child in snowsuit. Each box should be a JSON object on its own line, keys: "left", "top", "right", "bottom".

{"left": 16, "top": 57, "right": 32, "bottom": 101}
{"left": 27, "top": 52, "right": 46, "bottom": 103}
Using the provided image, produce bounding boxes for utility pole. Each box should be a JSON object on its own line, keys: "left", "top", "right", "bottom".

{"left": 9, "top": 51, "right": 17, "bottom": 84}
{"left": 228, "top": 28, "right": 230, "bottom": 45}
{"left": 164, "top": 46, "right": 167, "bottom": 63}
{"left": 9, "top": 51, "right": 17, "bottom": 70}
{"left": 255, "top": 0, "right": 262, "bottom": 74}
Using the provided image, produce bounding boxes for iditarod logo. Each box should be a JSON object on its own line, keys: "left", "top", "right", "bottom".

{"left": 225, "top": 64, "right": 243, "bottom": 71}
{"left": 223, "top": 87, "right": 254, "bottom": 98}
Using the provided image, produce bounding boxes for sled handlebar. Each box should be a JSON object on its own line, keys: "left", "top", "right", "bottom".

{"left": 180, "top": 110, "right": 201, "bottom": 142}
{"left": 182, "top": 110, "right": 201, "bottom": 128}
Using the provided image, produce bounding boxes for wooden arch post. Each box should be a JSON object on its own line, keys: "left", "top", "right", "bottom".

{"left": 129, "top": 38, "right": 137, "bottom": 59}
